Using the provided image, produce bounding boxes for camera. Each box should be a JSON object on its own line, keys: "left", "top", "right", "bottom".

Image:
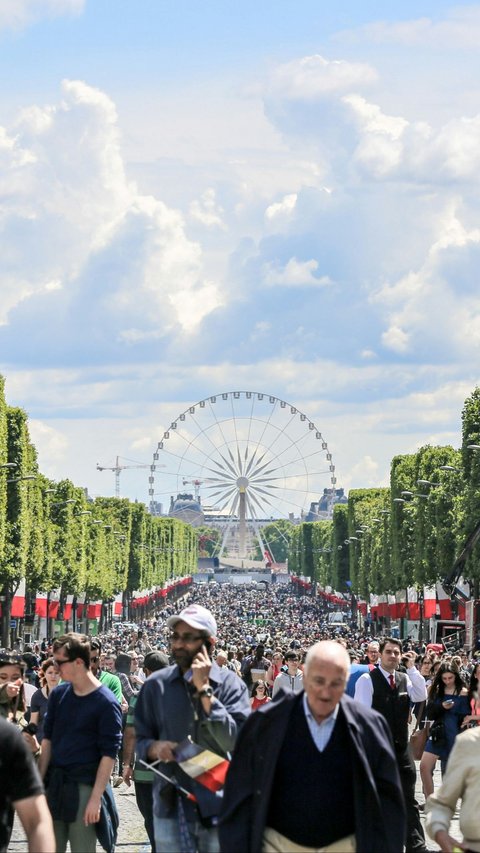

{"left": 23, "top": 722, "right": 38, "bottom": 735}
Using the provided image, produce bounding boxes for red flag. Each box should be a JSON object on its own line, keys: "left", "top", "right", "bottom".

{"left": 395, "top": 591, "right": 407, "bottom": 619}
{"left": 11, "top": 579, "right": 26, "bottom": 618}
{"left": 423, "top": 587, "right": 436, "bottom": 619}
{"left": 173, "top": 739, "right": 229, "bottom": 794}
{"left": 436, "top": 583, "right": 452, "bottom": 619}
{"left": 63, "top": 594, "right": 74, "bottom": 620}
{"left": 48, "top": 588, "right": 61, "bottom": 619}
{"left": 407, "top": 588, "right": 420, "bottom": 620}
{"left": 35, "top": 592, "right": 48, "bottom": 618}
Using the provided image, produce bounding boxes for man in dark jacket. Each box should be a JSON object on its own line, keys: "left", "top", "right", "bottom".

{"left": 135, "top": 604, "right": 250, "bottom": 853}
{"left": 219, "top": 641, "right": 405, "bottom": 853}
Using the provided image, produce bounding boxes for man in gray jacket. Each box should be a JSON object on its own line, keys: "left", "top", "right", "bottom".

{"left": 135, "top": 604, "right": 250, "bottom": 853}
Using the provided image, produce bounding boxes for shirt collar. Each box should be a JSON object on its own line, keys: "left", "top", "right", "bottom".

{"left": 302, "top": 692, "right": 340, "bottom": 727}
{"left": 379, "top": 664, "right": 395, "bottom": 681}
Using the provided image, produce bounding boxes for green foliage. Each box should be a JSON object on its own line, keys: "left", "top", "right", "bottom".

{"left": 253, "top": 519, "right": 294, "bottom": 563}
{"left": 197, "top": 526, "right": 221, "bottom": 557}
{"left": 4, "top": 372, "right": 480, "bottom": 615}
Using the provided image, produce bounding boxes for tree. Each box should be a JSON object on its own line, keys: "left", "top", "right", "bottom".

{"left": 253, "top": 519, "right": 294, "bottom": 563}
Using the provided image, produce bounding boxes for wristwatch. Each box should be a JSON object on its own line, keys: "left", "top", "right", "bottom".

{"left": 198, "top": 685, "right": 214, "bottom": 699}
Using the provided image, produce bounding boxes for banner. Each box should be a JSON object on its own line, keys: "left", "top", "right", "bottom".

{"left": 35, "top": 592, "right": 48, "bottom": 618}
{"left": 11, "top": 578, "right": 26, "bottom": 618}
{"left": 63, "top": 594, "right": 74, "bottom": 620}
{"left": 423, "top": 587, "right": 436, "bottom": 619}
{"left": 435, "top": 582, "right": 452, "bottom": 620}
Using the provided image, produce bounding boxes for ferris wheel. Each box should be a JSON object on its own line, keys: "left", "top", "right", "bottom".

{"left": 149, "top": 391, "right": 338, "bottom": 560}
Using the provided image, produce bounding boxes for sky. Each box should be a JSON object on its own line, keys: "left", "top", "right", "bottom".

{"left": 1, "top": 0, "right": 480, "bottom": 512}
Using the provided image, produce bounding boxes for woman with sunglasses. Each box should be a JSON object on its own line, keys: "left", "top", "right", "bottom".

{"left": 251, "top": 680, "right": 271, "bottom": 710}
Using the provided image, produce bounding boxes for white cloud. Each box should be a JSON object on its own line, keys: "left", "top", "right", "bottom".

{"left": 263, "top": 257, "right": 332, "bottom": 288}
{"left": 265, "top": 193, "right": 297, "bottom": 221}
{"left": 189, "top": 188, "right": 226, "bottom": 229}
{"left": 381, "top": 325, "right": 410, "bottom": 353}
{"left": 0, "top": 80, "right": 221, "bottom": 336}
{"left": 266, "top": 54, "right": 378, "bottom": 101}
{"left": 336, "top": 7, "right": 480, "bottom": 49}
{"left": 0, "top": 0, "right": 84, "bottom": 32}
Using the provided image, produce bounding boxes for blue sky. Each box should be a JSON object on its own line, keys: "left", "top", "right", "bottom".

{"left": 1, "top": 0, "right": 479, "bottom": 510}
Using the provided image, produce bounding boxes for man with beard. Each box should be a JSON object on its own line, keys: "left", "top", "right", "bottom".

{"left": 135, "top": 604, "right": 250, "bottom": 853}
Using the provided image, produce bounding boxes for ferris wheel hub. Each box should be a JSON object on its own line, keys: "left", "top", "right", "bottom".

{"left": 236, "top": 476, "right": 249, "bottom": 491}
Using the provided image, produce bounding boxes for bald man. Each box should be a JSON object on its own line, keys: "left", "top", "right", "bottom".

{"left": 220, "top": 641, "right": 405, "bottom": 853}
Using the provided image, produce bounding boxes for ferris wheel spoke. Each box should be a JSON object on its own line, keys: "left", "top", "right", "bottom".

{"left": 246, "top": 490, "right": 269, "bottom": 517}
{"left": 206, "top": 483, "right": 237, "bottom": 500}
{"left": 246, "top": 398, "right": 278, "bottom": 471}
{"left": 244, "top": 394, "right": 256, "bottom": 462}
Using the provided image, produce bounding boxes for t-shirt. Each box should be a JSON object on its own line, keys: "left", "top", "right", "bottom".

{"left": 126, "top": 694, "right": 152, "bottom": 783}
{"left": 30, "top": 688, "right": 49, "bottom": 741}
{"left": 0, "top": 719, "right": 43, "bottom": 853}
{"left": 98, "top": 670, "right": 123, "bottom": 702}
{"left": 43, "top": 682, "right": 123, "bottom": 767}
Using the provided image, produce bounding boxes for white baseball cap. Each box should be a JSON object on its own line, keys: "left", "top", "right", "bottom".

{"left": 166, "top": 604, "right": 217, "bottom": 638}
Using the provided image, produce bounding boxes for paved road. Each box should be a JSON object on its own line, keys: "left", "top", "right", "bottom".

{"left": 9, "top": 782, "right": 149, "bottom": 852}
{"left": 9, "top": 762, "right": 462, "bottom": 852}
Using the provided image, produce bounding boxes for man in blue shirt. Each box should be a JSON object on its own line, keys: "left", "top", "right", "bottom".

{"left": 38, "top": 632, "right": 122, "bottom": 853}
{"left": 135, "top": 603, "right": 250, "bottom": 853}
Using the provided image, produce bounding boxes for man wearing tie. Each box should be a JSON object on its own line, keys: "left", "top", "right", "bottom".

{"left": 355, "top": 637, "right": 427, "bottom": 853}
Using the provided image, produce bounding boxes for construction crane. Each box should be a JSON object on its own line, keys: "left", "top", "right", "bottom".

{"left": 182, "top": 479, "right": 205, "bottom": 501}
{"left": 96, "top": 455, "right": 164, "bottom": 498}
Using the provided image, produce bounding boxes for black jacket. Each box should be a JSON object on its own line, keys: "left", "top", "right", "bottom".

{"left": 219, "top": 691, "right": 406, "bottom": 853}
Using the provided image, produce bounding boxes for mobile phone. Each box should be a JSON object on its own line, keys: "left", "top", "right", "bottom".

{"left": 24, "top": 722, "right": 38, "bottom": 735}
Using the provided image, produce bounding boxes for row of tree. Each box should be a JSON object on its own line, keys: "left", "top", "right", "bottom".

{"left": 0, "top": 377, "right": 197, "bottom": 645}
{"left": 272, "top": 389, "right": 480, "bottom": 599}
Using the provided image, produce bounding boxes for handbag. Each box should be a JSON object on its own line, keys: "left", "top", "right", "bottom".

{"left": 409, "top": 702, "right": 428, "bottom": 760}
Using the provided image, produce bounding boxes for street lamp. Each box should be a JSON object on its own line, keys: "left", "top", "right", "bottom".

{"left": 0, "top": 463, "right": 17, "bottom": 470}
{"left": 439, "top": 465, "right": 459, "bottom": 472}
{"left": 467, "top": 444, "right": 480, "bottom": 450}
{"left": 394, "top": 498, "right": 406, "bottom": 503}
{"left": 417, "top": 479, "right": 437, "bottom": 487}
{"left": 7, "top": 474, "right": 36, "bottom": 484}
{"left": 401, "top": 490, "right": 414, "bottom": 498}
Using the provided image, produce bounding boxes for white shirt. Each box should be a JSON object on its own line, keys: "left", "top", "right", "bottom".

{"left": 354, "top": 664, "right": 427, "bottom": 706}
{"left": 303, "top": 693, "right": 339, "bottom": 752}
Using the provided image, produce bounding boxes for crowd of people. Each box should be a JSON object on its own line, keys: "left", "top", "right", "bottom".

{"left": 1, "top": 581, "right": 480, "bottom": 853}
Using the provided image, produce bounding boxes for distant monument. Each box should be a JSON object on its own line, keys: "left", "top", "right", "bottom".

{"left": 305, "top": 488, "right": 348, "bottom": 521}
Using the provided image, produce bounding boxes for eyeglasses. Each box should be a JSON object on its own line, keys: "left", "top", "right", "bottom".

{"left": 53, "top": 658, "right": 71, "bottom": 668}
{"left": 170, "top": 632, "right": 204, "bottom": 644}
{"left": 256, "top": 685, "right": 266, "bottom": 690}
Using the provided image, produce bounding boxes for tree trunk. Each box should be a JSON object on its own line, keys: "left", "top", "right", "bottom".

{"left": 1, "top": 583, "right": 12, "bottom": 648}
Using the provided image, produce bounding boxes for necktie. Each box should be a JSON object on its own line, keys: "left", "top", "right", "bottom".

{"left": 389, "top": 673, "right": 395, "bottom": 690}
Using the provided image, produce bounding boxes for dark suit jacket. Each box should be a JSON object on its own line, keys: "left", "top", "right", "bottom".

{"left": 219, "top": 692, "right": 406, "bottom": 853}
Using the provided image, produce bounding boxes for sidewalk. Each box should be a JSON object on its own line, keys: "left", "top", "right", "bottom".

{"left": 10, "top": 764, "right": 463, "bottom": 852}
{"left": 416, "top": 759, "right": 462, "bottom": 851}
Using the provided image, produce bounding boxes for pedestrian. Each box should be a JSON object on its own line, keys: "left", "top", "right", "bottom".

{"left": 38, "top": 632, "right": 123, "bottom": 853}
{"left": 0, "top": 717, "right": 55, "bottom": 853}
{"left": 354, "top": 636, "right": 428, "bottom": 852}
{"left": 219, "top": 640, "right": 405, "bottom": 853}
{"left": 29, "top": 657, "right": 60, "bottom": 742}
{"left": 122, "top": 650, "right": 170, "bottom": 852}
{"left": 420, "top": 663, "right": 469, "bottom": 798}
{"left": 135, "top": 603, "right": 250, "bottom": 853}
{"left": 271, "top": 649, "right": 303, "bottom": 697}
{"left": 425, "top": 723, "right": 480, "bottom": 852}
{"left": 250, "top": 680, "right": 271, "bottom": 709}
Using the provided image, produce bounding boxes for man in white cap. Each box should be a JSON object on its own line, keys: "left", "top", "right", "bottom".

{"left": 135, "top": 603, "right": 250, "bottom": 853}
